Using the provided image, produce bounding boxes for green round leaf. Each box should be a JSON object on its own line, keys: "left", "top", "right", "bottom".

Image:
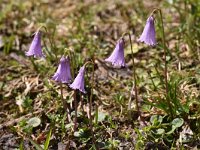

{"left": 98, "top": 112, "right": 107, "bottom": 122}
{"left": 156, "top": 128, "right": 165, "bottom": 135}
{"left": 74, "top": 129, "right": 84, "bottom": 137}
{"left": 74, "top": 131, "right": 80, "bottom": 137}
{"left": 172, "top": 118, "right": 184, "bottom": 128}
{"left": 166, "top": 126, "right": 176, "bottom": 135}
{"left": 150, "top": 115, "right": 163, "bottom": 125}
{"left": 65, "top": 123, "right": 73, "bottom": 129}
{"left": 27, "top": 117, "right": 41, "bottom": 127}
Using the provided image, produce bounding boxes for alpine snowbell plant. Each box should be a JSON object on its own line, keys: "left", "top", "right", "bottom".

{"left": 105, "top": 33, "right": 140, "bottom": 116}
{"left": 105, "top": 38, "right": 126, "bottom": 67}
{"left": 70, "top": 62, "right": 95, "bottom": 145}
{"left": 70, "top": 66, "right": 86, "bottom": 130}
{"left": 26, "top": 31, "right": 45, "bottom": 58}
{"left": 52, "top": 56, "right": 72, "bottom": 119}
{"left": 139, "top": 8, "right": 173, "bottom": 117}
{"left": 22, "top": 6, "right": 182, "bottom": 148}
{"left": 122, "top": 32, "right": 140, "bottom": 116}
{"left": 138, "top": 16, "right": 156, "bottom": 46}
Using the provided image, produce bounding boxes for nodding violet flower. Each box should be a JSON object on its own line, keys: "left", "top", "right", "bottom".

{"left": 26, "top": 31, "right": 45, "bottom": 58}
{"left": 69, "top": 66, "right": 86, "bottom": 93}
{"left": 138, "top": 16, "right": 156, "bottom": 46}
{"left": 52, "top": 56, "right": 72, "bottom": 83}
{"left": 105, "top": 39, "right": 126, "bottom": 67}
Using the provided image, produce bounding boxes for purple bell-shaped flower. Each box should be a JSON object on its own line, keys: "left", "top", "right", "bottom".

{"left": 105, "top": 39, "right": 126, "bottom": 67}
{"left": 52, "top": 56, "right": 72, "bottom": 83}
{"left": 26, "top": 31, "right": 45, "bottom": 58}
{"left": 69, "top": 66, "right": 86, "bottom": 93}
{"left": 138, "top": 16, "right": 156, "bottom": 46}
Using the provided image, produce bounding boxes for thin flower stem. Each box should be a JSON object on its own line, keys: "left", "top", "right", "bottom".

{"left": 95, "top": 103, "right": 98, "bottom": 125}
{"left": 158, "top": 9, "right": 173, "bottom": 118}
{"left": 152, "top": 8, "right": 173, "bottom": 118}
{"left": 158, "top": 10, "right": 168, "bottom": 92}
{"left": 42, "top": 27, "right": 54, "bottom": 53}
{"left": 64, "top": 48, "right": 75, "bottom": 79}
{"left": 30, "top": 57, "right": 39, "bottom": 72}
{"left": 80, "top": 95, "right": 84, "bottom": 113}
{"left": 71, "top": 51, "right": 76, "bottom": 79}
{"left": 128, "top": 34, "right": 140, "bottom": 115}
{"left": 74, "top": 90, "right": 77, "bottom": 131}
{"left": 84, "top": 61, "right": 95, "bottom": 146}
{"left": 39, "top": 25, "right": 57, "bottom": 60}
{"left": 60, "top": 83, "right": 69, "bottom": 122}
{"left": 122, "top": 32, "right": 140, "bottom": 115}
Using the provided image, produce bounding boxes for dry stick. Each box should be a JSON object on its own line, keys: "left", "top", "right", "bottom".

{"left": 60, "top": 83, "right": 69, "bottom": 122}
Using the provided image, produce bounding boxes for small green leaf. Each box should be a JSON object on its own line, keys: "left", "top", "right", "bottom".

{"left": 165, "top": 135, "right": 173, "bottom": 142}
{"left": 156, "top": 128, "right": 165, "bottom": 135}
{"left": 28, "top": 138, "right": 43, "bottom": 150}
{"left": 27, "top": 117, "right": 41, "bottom": 127}
{"left": 172, "top": 118, "right": 184, "bottom": 128}
{"left": 19, "top": 139, "right": 24, "bottom": 150}
{"left": 74, "top": 129, "right": 84, "bottom": 137}
{"left": 97, "top": 111, "right": 107, "bottom": 122}
{"left": 182, "top": 104, "right": 190, "bottom": 113}
{"left": 44, "top": 127, "right": 52, "bottom": 150}
{"left": 65, "top": 122, "right": 73, "bottom": 129}
{"left": 166, "top": 125, "right": 176, "bottom": 135}
{"left": 150, "top": 115, "right": 163, "bottom": 125}
{"left": 125, "top": 44, "right": 143, "bottom": 55}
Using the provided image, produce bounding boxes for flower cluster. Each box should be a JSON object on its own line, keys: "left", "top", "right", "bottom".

{"left": 26, "top": 31, "right": 88, "bottom": 93}
{"left": 105, "top": 15, "right": 156, "bottom": 67}
{"left": 25, "top": 10, "right": 172, "bottom": 135}
{"left": 51, "top": 57, "right": 86, "bottom": 93}
{"left": 26, "top": 14, "right": 157, "bottom": 96}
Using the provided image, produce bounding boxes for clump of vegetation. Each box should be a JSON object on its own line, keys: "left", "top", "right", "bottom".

{"left": 0, "top": 0, "right": 199, "bottom": 149}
